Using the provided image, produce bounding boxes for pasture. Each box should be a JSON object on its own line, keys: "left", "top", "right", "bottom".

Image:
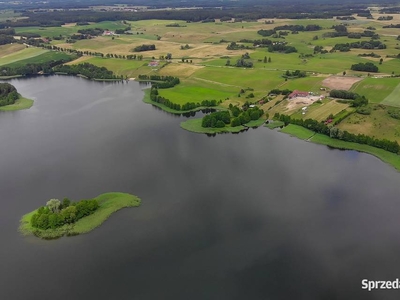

{"left": 0, "top": 47, "right": 47, "bottom": 66}
{"left": 351, "top": 77, "right": 400, "bottom": 103}
{"left": 3, "top": 51, "right": 73, "bottom": 68}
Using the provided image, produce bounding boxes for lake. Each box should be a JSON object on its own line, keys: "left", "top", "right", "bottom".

{"left": 1, "top": 75, "right": 400, "bottom": 300}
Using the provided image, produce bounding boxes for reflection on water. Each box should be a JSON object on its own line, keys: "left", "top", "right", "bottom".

{"left": 0, "top": 76, "right": 400, "bottom": 300}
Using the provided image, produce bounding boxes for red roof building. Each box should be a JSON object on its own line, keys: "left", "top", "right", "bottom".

{"left": 288, "top": 90, "right": 309, "bottom": 99}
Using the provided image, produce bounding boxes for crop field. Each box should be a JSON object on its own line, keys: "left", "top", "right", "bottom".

{"left": 303, "top": 100, "right": 350, "bottom": 121}
{"left": 3, "top": 51, "right": 73, "bottom": 68}
{"left": 337, "top": 105, "right": 400, "bottom": 143}
{"left": 0, "top": 47, "right": 47, "bottom": 66}
{"left": 75, "top": 57, "right": 154, "bottom": 78}
{"left": 0, "top": 44, "right": 25, "bottom": 58}
{"left": 6, "top": 14, "right": 400, "bottom": 149}
{"left": 351, "top": 77, "right": 400, "bottom": 103}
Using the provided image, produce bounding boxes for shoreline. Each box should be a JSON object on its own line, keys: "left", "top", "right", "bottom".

{"left": 142, "top": 89, "right": 224, "bottom": 114}
{"left": 276, "top": 124, "right": 400, "bottom": 171}
{"left": 19, "top": 192, "right": 141, "bottom": 239}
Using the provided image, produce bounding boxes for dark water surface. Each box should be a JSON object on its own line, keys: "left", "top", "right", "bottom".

{"left": 1, "top": 76, "right": 400, "bottom": 300}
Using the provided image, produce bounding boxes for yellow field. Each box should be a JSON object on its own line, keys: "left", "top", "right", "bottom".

{"left": 305, "top": 100, "right": 350, "bottom": 121}
{"left": 0, "top": 47, "right": 47, "bottom": 66}
{"left": 0, "top": 44, "right": 25, "bottom": 58}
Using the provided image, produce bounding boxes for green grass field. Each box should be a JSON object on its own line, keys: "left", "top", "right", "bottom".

{"left": 19, "top": 192, "right": 141, "bottom": 239}
{"left": 82, "top": 57, "right": 151, "bottom": 78}
{"left": 381, "top": 82, "right": 400, "bottom": 107}
{"left": 351, "top": 77, "right": 400, "bottom": 103}
{"left": 0, "top": 96, "right": 33, "bottom": 111}
{"left": 159, "top": 79, "right": 235, "bottom": 105}
{"left": 0, "top": 47, "right": 47, "bottom": 66}
{"left": 3, "top": 51, "right": 74, "bottom": 68}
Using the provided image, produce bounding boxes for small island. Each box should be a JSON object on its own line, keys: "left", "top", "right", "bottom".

{"left": 19, "top": 192, "right": 141, "bottom": 239}
{"left": 0, "top": 82, "right": 33, "bottom": 111}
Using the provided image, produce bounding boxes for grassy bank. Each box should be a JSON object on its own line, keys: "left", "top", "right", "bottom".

{"left": 0, "top": 96, "right": 34, "bottom": 111}
{"left": 19, "top": 192, "right": 141, "bottom": 239}
{"left": 278, "top": 124, "right": 400, "bottom": 171}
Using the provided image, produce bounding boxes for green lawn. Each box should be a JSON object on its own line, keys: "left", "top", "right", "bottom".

{"left": 0, "top": 96, "right": 33, "bottom": 111}
{"left": 19, "top": 192, "right": 141, "bottom": 239}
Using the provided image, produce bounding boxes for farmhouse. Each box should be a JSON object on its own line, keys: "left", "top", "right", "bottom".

{"left": 288, "top": 90, "right": 309, "bottom": 99}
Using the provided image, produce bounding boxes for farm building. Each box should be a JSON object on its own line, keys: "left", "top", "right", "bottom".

{"left": 288, "top": 90, "right": 309, "bottom": 99}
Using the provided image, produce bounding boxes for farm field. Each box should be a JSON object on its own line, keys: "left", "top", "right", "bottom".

{"left": 0, "top": 47, "right": 47, "bottom": 66}
{"left": 337, "top": 105, "right": 400, "bottom": 143}
{"left": 3, "top": 51, "right": 73, "bottom": 68}
{"left": 3, "top": 14, "right": 400, "bottom": 153}
{"left": 351, "top": 77, "right": 400, "bottom": 103}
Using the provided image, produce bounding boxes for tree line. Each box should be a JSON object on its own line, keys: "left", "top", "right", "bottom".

{"left": 149, "top": 87, "right": 219, "bottom": 112}
{"left": 138, "top": 75, "right": 180, "bottom": 88}
{"left": 30, "top": 198, "right": 99, "bottom": 230}
{"left": 274, "top": 113, "right": 400, "bottom": 154}
{"left": 329, "top": 90, "right": 369, "bottom": 107}
{"left": 54, "top": 63, "right": 118, "bottom": 79}
{"left": 0, "top": 57, "right": 75, "bottom": 77}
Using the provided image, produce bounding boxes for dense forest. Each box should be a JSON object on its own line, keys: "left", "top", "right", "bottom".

{"left": 0, "top": 83, "right": 19, "bottom": 107}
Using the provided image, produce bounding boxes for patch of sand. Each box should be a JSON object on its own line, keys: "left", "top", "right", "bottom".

{"left": 322, "top": 76, "right": 363, "bottom": 90}
{"left": 286, "top": 95, "right": 323, "bottom": 111}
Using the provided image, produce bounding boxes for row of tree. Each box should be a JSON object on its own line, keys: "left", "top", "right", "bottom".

{"left": 149, "top": 87, "right": 219, "bottom": 111}
{"left": 274, "top": 113, "right": 400, "bottom": 154}
{"left": 30, "top": 198, "right": 99, "bottom": 230}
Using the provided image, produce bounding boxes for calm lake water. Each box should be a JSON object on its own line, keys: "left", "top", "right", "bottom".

{"left": 1, "top": 76, "right": 400, "bottom": 300}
